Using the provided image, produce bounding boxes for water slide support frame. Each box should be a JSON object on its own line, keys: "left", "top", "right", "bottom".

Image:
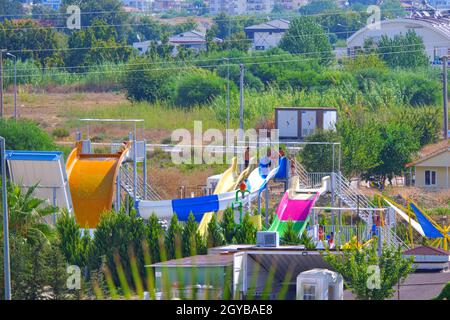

{"left": 1, "top": 136, "right": 11, "bottom": 300}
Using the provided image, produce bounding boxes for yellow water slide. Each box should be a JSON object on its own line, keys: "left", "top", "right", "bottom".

{"left": 66, "top": 141, "right": 130, "bottom": 228}
{"left": 198, "top": 157, "right": 258, "bottom": 237}
{"left": 198, "top": 157, "right": 239, "bottom": 237}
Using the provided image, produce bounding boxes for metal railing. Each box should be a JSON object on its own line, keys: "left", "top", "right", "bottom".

{"left": 333, "top": 172, "right": 372, "bottom": 224}
{"left": 120, "top": 163, "right": 162, "bottom": 201}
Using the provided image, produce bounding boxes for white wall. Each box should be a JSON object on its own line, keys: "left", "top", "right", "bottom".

{"left": 252, "top": 31, "right": 285, "bottom": 50}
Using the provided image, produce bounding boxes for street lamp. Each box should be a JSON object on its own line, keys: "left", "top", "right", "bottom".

{"left": 0, "top": 136, "right": 11, "bottom": 300}
{"left": 6, "top": 53, "right": 17, "bottom": 120}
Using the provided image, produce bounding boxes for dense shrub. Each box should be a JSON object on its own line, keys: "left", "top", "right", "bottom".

{"left": 123, "top": 57, "right": 176, "bottom": 103}
{"left": 0, "top": 118, "right": 56, "bottom": 151}
{"left": 87, "top": 212, "right": 148, "bottom": 288}
{"left": 52, "top": 127, "right": 70, "bottom": 138}
{"left": 175, "top": 71, "right": 226, "bottom": 107}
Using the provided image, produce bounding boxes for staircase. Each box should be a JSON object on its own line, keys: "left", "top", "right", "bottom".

{"left": 333, "top": 172, "right": 372, "bottom": 224}
{"left": 120, "top": 163, "right": 162, "bottom": 201}
{"left": 292, "top": 159, "right": 372, "bottom": 223}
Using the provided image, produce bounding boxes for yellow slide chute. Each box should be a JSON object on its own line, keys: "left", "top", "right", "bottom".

{"left": 66, "top": 141, "right": 130, "bottom": 229}
{"left": 197, "top": 157, "right": 259, "bottom": 237}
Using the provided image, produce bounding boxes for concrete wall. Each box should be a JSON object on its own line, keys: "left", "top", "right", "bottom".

{"left": 413, "top": 150, "right": 450, "bottom": 188}
{"left": 415, "top": 166, "right": 449, "bottom": 188}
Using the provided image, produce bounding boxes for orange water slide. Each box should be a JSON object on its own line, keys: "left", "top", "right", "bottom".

{"left": 66, "top": 141, "right": 130, "bottom": 228}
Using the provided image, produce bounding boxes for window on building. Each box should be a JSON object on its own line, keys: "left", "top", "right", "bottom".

{"left": 303, "top": 283, "right": 316, "bottom": 300}
{"left": 425, "top": 170, "right": 437, "bottom": 186}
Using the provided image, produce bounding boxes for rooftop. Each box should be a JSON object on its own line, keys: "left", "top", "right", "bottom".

{"left": 403, "top": 245, "right": 450, "bottom": 256}
{"left": 245, "top": 19, "right": 290, "bottom": 31}
{"left": 149, "top": 253, "right": 234, "bottom": 268}
{"left": 406, "top": 140, "right": 450, "bottom": 167}
{"left": 169, "top": 30, "right": 222, "bottom": 44}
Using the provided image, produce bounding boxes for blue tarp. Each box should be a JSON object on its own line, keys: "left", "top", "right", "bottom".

{"left": 410, "top": 203, "right": 444, "bottom": 238}
{"left": 172, "top": 195, "right": 220, "bottom": 222}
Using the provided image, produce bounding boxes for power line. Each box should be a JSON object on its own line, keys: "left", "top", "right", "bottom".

{"left": 1, "top": 38, "right": 442, "bottom": 74}
{"left": 1, "top": 47, "right": 438, "bottom": 80}
{"left": 0, "top": 6, "right": 410, "bottom": 32}
{"left": 0, "top": 6, "right": 405, "bottom": 21}
{"left": 5, "top": 30, "right": 442, "bottom": 56}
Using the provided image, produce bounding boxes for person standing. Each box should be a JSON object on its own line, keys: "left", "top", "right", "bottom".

{"left": 259, "top": 148, "right": 272, "bottom": 177}
{"left": 244, "top": 146, "right": 250, "bottom": 169}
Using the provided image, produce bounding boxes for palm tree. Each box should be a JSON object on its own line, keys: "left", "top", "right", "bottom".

{"left": 3, "top": 182, "right": 56, "bottom": 244}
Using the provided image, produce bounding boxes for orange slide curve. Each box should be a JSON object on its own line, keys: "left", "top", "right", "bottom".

{"left": 66, "top": 141, "right": 130, "bottom": 228}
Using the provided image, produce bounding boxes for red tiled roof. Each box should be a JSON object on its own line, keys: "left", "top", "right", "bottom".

{"left": 406, "top": 140, "right": 450, "bottom": 167}
{"left": 403, "top": 245, "right": 450, "bottom": 256}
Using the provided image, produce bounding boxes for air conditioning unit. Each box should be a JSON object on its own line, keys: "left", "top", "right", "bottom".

{"left": 256, "top": 231, "right": 279, "bottom": 247}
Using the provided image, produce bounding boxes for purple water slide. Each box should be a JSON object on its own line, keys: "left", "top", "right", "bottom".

{"left": 276, "top": 191, "right": 319, "bottom": 221}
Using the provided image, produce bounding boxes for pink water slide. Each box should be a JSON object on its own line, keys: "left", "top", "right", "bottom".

{"left": 276, "top": 191, "right": 320, "bottom": 221}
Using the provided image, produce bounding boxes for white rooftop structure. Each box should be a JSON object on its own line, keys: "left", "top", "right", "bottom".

{"left": 347, "top": 11, "right": 450, "bottom": 62}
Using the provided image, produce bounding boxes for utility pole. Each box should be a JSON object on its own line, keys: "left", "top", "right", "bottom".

{"left": 223, "top": 57, "right": 230, "bottom": 146}
{"left": 442, "top": 55, "right": 448, "bottom": 139}
{"left": 0, "top": 49, "right": 6, "bottom": 118}
{"left": 1, "top": 136, "right": 11, "bottom": 300}
{"left": 239, "top": 64, "right": 245, "bottom": 172}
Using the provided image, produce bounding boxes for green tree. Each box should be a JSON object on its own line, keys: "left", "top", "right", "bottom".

{"left": 56, "top": 211, "right": 91, "bottom": 267}
{"left": 123, "top": 56, "right": 176, "bottom": 102}
{"left": 279, "top": 16, "right": 333, "bottom": 65}
{"left": 175, "top": 71, "right": 226, "bottom": 107}
{"left": 0, "top": 0, "right": 24, "bottom": 19}
{"left": 377, "top": 30, "right": 429, "bottom": 69}
{"left": 234, "top": 213, "right": 257, "bottom": 244}
{"left": 299, "top": 233, "right": 316, "bottom": 249}
{"left": 337, "top": 117, "right": 384, "bottom": 177}
{"left": 62, "top": 0, "right": 130, "bottom": 41}
{"left": 220, "top": 207, "right": 236, "bottom": 244}
{"left": 0, "top": 19, "right": 64, "bottom": 68}
{"left": 220, "top": 31, "right": 251, "bottom": 52}
{"left": 88, "top": 211, "right": 148, "bottom": 288}
{"left": 165, "top": 214, "right": 183, "bottom": 260}
{"left": 299, "top": 130, "right": 340, "bottom": 173}
{"left": 396, "top": 107, "right": 440, "bottom": 146}
{"left": 281, "top": 220, "right": 301, "bottom": 245}
{"left": 133, "top": 16, "right": 165, "bottom": 41}
{"left": 65, "top": 18, "right": 132, "bottom": 68}
{"left": 207, "top": 213, "right": 225, "bottom": 248}
{"left": 380, "top": 0, "right": 407, "bottom": 19}
{"left": 24, "top": 239, "right": 49, "bottom": 300}
{"left": 324, "top": 243, "right": 413, "bottom": 300}
{"left": 182, "top": 213, "right": 204, "bottom": 257}
{"left": 45, "top": 240, "right": 71, "bottom": 300}
{"left": 364, "top": 120, "right": 420, "bottom": 186}
{"left": 299, "top": 0, "right": 338, "bottom": 14}
{"left": 147, "top": 213, "right": 163, "bottom": 263}
{"left": 0, "top": 118, "right": 57, "bottom": 151}
{"left": 434, "top": 282, "right": 450, "bottom": 300}
{"left": 6, "top": 183, "right": 56, "bottom": 245}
